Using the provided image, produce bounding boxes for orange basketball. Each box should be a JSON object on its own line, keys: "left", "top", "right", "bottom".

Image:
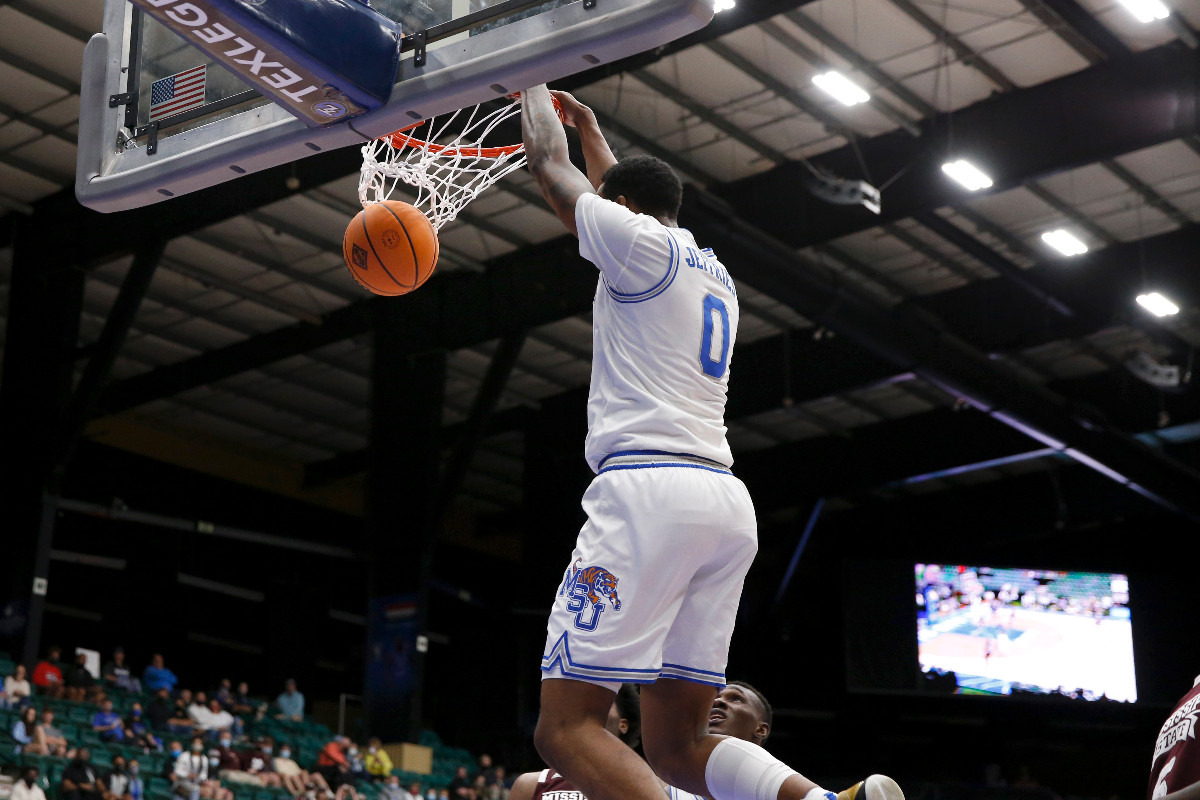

{"left": 343, "top": 200, "right": 439, "bottom": 296}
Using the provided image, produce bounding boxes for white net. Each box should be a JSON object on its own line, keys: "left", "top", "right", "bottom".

{"left": 358, "top": 98, "right": 529, "bottom": 231}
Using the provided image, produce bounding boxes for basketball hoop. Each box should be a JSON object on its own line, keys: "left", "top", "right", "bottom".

{"left": 359, "top": 95, "right": 559, "bottom": 231}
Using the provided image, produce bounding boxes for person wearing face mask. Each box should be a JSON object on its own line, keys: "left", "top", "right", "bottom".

{"left": 172, "top": 738, "right": 207, "bottom": 800}
{"left": 173, "top": 736, "right": 232, "bottom": 800}
{"left": 379, "top": 776, "right": 405, "bottom": 800}
{"left": 105, "top": 755, "right": 134, "bottom": 800}
{"left": 213, "top": 733, "right": 255, "bottom": 785}
{"left": 124, "top": 703, "right": 162, "bottom": 752}
{"left": 62, "top": 748, "right": 103, "bottom": 800}
{"left": 274, "top": 742, "right": 334, "bottom": 799}
{"left": 163, "top": 742, "right": 184, "bottom": 781}
{"left": 346, "top": 744, "right": 367, "bottom": 783}
{"left": 365, "top": 738, "right": 393, "bottom": 781}
{"left": 127, "top": 761, "right": 145, "bottom": 800}
{"left": 13, "top": 767, "right": 47, "bottom": 800}
{"left": 240, "top": 736, "right": 284, "bottom": 789}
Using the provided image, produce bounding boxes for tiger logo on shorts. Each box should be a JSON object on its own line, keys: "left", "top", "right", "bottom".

{"left": 559, "top": 558, "right": 622, "bottom": 631}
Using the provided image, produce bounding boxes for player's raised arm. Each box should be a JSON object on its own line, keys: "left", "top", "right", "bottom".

{"left": 522, "top": 84, "right": 595, "bottom": 236}
{"left": 550, "top": 90, "right": 617, "bottom": 190}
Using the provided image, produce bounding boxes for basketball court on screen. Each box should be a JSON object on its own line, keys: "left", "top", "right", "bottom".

{"left": 919, "top": 606, "right": 1137, "bottom": 701}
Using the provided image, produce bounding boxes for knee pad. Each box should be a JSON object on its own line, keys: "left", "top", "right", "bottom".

{"left": 704, "top": 737, "right": 798, "bottom": 800}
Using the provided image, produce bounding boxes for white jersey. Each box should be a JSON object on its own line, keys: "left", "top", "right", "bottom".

{"left": 575, "top": 192, "right": 738, "bottom": 473}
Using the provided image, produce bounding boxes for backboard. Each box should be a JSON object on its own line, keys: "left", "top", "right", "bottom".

{"left": 76, "top": 0, "right": 715, "bottom": 213}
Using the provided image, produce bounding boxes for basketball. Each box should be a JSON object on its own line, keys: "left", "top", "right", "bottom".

{"left": 342, "top": 200, "right": 439, "bottom": 296}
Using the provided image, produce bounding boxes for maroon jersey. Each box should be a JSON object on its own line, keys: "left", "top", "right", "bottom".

{"left": 1150, "top": 677, "right": 1200, "bottom": 799}
{"left": 531, "top": 771, "right": 587, "bottom": 800}
{"left": 528, "top": 769, "right": 694, "bottom": 800}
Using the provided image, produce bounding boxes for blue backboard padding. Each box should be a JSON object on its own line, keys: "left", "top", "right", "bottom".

{"left": 228, "top": 0, "right": 402, "bottom": 105}
{"left": 131, "top": 0, "right": 402, "bottom": 126}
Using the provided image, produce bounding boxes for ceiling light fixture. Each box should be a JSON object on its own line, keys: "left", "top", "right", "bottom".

{"left": 1041, "top": 229, "right": 1089, "bottom": 256}
{"left": 812, "top": 71, "right": 870, "bottom": 106}
{"left": 941, "top": 159, "right": 994, "bottom": 191}
{"left": 1136, "top": 292, "right": 1180, "bottom": 317}
{"left": 713, "top": 0, "right": 736, "bottom": 11}
{"left": 1116, "top": 0, "right": 1170, "bottom": 23}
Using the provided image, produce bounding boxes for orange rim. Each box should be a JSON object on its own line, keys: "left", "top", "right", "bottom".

{"left": 382, "top": 95, "right": 562, "bottom": 159}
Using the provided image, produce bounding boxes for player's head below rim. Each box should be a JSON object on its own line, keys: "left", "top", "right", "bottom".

{"left": 597, "top": 155, "right": 684, "bottom": 226}
{"left": 605, "top": 681, "right": 772, "bottom": 750}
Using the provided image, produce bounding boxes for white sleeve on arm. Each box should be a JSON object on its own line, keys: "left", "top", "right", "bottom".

{"left": 575, "top": 193, "right": 677, "bottom": 297}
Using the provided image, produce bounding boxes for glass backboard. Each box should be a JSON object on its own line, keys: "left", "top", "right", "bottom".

{"left": 77, "top": 0, "right": 714, "bottom": 212}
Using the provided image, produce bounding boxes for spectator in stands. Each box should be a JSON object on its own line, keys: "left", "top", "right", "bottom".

{"left": 12, "top": 706, "right": 46, "bottom": 754}
{"left": 403, "top": 782, "right": 423, "bottom": 800}
{"left": 379, "top": 776, "right": 405, "bottom": 800}
{"left": 213, "top": 679, "right": 234, "bottom": 709}
{"left": 126, "top": 761, "right": 146, "bottom": 800}
{"left": 490, "top": 768, "right": 507, "bottom": 800}
{"left": 365, "top": 738, "right": 393, "bottom": 781}
{"left": 12, "top": 766, "right": 47, "bottom": 800}
{"left": 6, "top": 663, "right": 33, "bottom": 707}
{"left": 94, "top": 699, "right": 125, "bottom": 743}
{"left": 229, "top": 682, "right": 252, "bottom": 715}
{"left": 174, "top": 735, "right": 231, "bottom": 800}
{"left": 143, "top": 655, "right": 178, "bottom": 694}
{"left": 212, "top": 732, "right": 256, "bottom": 786}
{"left": 147, "top": 689, "right": 172, "bottom": 732}
{"left": 346, "top": 743, "right": 367, "bottom": 783}
{"left": 275, "top": 679, "right": 305, "bottom": 721}
{"left": 65, "top": 652, "right": 103, "bottom": 704}
{"left": 32, "top": 646, "right": 64, "bottom": 698}
{"left": 186, "top": 691, "right": 208, "bottom": 725}
{"left": 105, "top": 755, "right": 134, "bottom": 800}
{"left": 62, "top": 748, "right": 102, "bottom": 800}
{"left": 241, "top": 737, "right": 283, "bottom": 788}
{"left": 274, "top": 742, "right": 333, "bottom": 799}
{"left": 474, "top": 756, "right": 496, "bottom": 787}
{"left": 163, "top": 742, "right": 184, "bottom": 782}
{"left": 124, "top": 702, "right": 162, "bottom": 752}
{"left": 449, "top": 767, "right": 474, "bottom": 800}
{"left": 470, "top": 776, "right": 486, "bottom": 800}
{"left": 192, "top": 698, "right": 238, "bottom": 738}
{"left": 103, "top": 648, "right": 142, "bottom": 695}
{"left": 168, "top": 695, "right": 197, "bottom": 736}
{"left": 38, "top": 708, "right": 72, "bottom": 757}
{"left": 317, "top": 736, "right": 351, "bottom": 790}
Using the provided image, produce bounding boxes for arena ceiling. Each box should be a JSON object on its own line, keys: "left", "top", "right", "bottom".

{"left": 3, "top": 0, "right": 1200, "bottom": 548}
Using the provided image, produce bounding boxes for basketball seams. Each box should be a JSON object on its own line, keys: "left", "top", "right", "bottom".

{"left": 362, "top": 206, "right": 410, "bottom": 291}
{"left": 381, "top": 202, "right": 422, "bottom": 289}
{"left": 342, "top": 200, "right": 438, "bottom": 296}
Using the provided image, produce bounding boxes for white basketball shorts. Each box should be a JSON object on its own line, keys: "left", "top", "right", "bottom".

{"left": 541, "top": 452, "right": 758, "bottom": 692}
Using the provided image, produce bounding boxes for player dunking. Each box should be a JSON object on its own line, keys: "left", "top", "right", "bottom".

{"left": 520, "top": 84, "right": 904, "bottom": 800}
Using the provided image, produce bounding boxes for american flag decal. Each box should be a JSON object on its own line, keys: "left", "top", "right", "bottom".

{"left": 149, "top": 64, "right": 207, "bottom": 121}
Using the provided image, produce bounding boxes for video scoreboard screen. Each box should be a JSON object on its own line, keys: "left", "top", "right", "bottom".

{"left": 915, "top": 564, "right": 1136, "bottom": 701}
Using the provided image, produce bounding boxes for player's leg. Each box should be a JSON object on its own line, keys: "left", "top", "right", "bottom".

{"left": 641, "top": 677, "right": 825, "bottom": 800}
{"left": 535, "top": 470, "right": 707, "bottom": 800}
{"left": 533, "top": 679, "right": 664, "bottom": 800}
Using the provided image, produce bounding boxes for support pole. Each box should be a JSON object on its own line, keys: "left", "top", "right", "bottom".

{"left": 364, "top": 299, "right": 446, "bottom": 743}
{"left": 56, "top": 238, "right": 165, "bottom": 469}
{"left": 437, "top": 333, "right": 526, "bottom": 517}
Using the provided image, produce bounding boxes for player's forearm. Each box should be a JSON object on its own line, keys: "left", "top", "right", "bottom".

{"left": 522, "top": 85, "right": 571, "bottom": 175}
{"left": 575, "top": 115, "right": 617, "bottom": 190}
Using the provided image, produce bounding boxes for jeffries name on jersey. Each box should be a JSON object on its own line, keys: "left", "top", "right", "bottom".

{"left": 577, "top": 192, "right": 739, "bottom": 474}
